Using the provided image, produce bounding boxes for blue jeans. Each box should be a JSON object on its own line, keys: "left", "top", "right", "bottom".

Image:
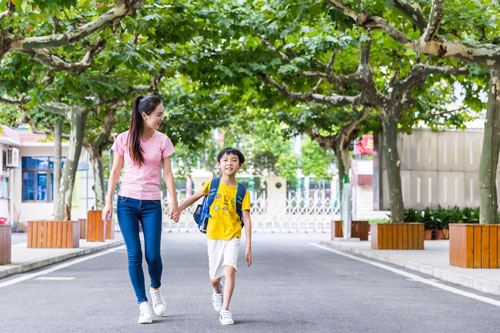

{"left": 117, "top": 196, "right": 163, "bottom": 304}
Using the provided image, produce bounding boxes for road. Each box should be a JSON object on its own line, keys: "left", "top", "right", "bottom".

{"left": 1, "top": 232, "right": 500, "bottom": 332}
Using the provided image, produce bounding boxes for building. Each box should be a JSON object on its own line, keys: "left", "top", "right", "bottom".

{"left": 0, "top": 125, "right": 93, "bottom": 227}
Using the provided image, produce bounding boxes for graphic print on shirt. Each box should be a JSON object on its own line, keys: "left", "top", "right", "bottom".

{"left": 201, "top": 180, "right": 251, "bottom": 240}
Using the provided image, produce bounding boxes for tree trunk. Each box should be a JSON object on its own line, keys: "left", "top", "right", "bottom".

{"left": 88, "top": 146, "right": 106, "bottom": 210}
{"left": 333, "top": 144, "right": 345, "bottom": 207}
{"left": 55, "top": 107, "right": 89, "bottom": 221}
{"left": 53, "top": 119, "right": 62, "bottom": 217}
{"left": 382, "top": 116, "right": 405, "bottom": 222}
{"left": 479, "top": 67, "right": 500, "bottom": 225}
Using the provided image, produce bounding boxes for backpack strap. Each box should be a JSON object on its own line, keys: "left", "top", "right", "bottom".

{"left": 236, "top": 183, "right": 247, "bottom": 226}
{"left": 207, "top": 177, "right": 220, "bottom": 209}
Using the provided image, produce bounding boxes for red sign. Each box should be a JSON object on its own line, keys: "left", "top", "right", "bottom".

{"left": 356, "top": 135, "right": 374, "bottom": 155}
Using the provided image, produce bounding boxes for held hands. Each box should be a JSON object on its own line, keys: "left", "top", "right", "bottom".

{"left": 245, "top": 247, "right": 252, "bottom": 267}
{"left": 169, "top": 204, "right": 181, "bottom": 223}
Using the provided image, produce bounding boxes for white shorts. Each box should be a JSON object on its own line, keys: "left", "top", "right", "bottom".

{"left": 207, "top": 237, "right": 240, "bottom": 279}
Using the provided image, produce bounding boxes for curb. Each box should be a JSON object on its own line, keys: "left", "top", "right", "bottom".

{"left": 0, "top": 240, "right": 124, "bottom": 280}
{"left": 319, "top": 241, "right": 500, "bottom": 297}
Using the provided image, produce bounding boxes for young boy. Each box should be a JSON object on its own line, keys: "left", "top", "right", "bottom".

{"left": 179, "top": 147, "right": 252, "bottom": 325}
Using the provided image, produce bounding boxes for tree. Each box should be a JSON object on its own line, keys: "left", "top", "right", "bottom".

{"left": 325, "top": 0, "right": 499, "bottom": 223}
{"left": 174, "top": 0, "right": 474, "bottom": 221}
{"left": 300, "top": 135, "right": 335, "bottom": 180}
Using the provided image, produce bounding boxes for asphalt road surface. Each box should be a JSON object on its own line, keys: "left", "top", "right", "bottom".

{"left": 1, "top": 232, "right": 500, "bottom": 332}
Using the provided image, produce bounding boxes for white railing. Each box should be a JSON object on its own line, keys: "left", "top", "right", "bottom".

{"left": 161, "top": 196, "right": 339, "bottom": 233}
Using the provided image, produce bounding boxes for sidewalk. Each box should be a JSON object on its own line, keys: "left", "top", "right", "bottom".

{"left": 320, "top": 239, "right": 500, "bottom": 296}
{"left": 1, "top": 233, "right": 124, "bottom": 279}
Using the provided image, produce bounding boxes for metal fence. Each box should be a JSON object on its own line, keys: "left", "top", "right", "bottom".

{"left": 161, "top": 196, "right": 337, "bottom": 233}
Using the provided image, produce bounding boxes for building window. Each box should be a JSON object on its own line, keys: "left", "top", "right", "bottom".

{"left": 22, "top": 157, "right": 65, "bottom": 202}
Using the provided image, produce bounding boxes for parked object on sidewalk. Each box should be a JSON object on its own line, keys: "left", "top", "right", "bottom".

{"left": 435, "top": 229, "right": 447, "bottom": 240}
{"left": 331, "top": 221, "right": 369, "bottom": 241}
{"left": 0, "top": 224, "right": 12, "bottom": 264}
{"left": 78, "top": 218, "right": 88, "bottom": 239}
{"left": 27, "top": 220, "right": 80, "bottom": 248}
{"left": 371, "top": 223, "right": 424, "bottom": 250}
{"left": 442, "top": 228, "right": 449, "bottom": 239}
{"left": 450, "top": 224, "right": 500, "bottom": 268}
{"left": 87, "top": 210, "right": 105, "bottom": 242}
{"left": 424, "top": 229, "right": 433, "bottom": 240}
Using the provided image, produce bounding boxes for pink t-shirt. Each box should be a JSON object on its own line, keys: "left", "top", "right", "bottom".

{"left": 111, "top": 130, "right": 175, "bottom": 200}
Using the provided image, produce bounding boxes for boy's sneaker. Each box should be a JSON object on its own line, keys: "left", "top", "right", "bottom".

{"left": 138, "top": 302, "right": 153, "bottom": 324}
{"left": 149, "top": 286, "right": 167, "bottom": 316}
{"left": 212, "top": 282, "right": 223, "bottom": 312}
{"left": 220, "top": 309, "right": 234, "bottom": 325}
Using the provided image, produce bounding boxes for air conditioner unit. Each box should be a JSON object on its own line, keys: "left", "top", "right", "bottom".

{"left": 7, "top": 147, "right": 19, "bottom": 168}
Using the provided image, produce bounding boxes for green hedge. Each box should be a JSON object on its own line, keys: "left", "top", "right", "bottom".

{"left": 404, "top": 206, "right": 481, "bottom": 230}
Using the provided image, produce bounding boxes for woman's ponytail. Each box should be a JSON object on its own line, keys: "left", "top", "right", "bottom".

{"left": 127, "top": 95, "right": 162, "bottom": 167}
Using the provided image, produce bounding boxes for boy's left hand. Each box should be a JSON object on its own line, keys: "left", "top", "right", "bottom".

{"left": 245, "top": 248, "right": 252, "bottom": 267}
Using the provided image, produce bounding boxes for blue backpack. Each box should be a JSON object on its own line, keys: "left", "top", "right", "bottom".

{"left": 193, "top": 177, "right": 247, "bottom": 234}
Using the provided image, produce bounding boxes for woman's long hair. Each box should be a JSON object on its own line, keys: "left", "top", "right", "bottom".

{"left": 128, "top": 95, "right": 162, "bottom": 166}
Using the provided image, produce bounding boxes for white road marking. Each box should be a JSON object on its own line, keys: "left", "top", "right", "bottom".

{"left": 0, "top": 245, "right": 125, "bottom": 289}
{"left": 311, "top": 242, "right": 500, "bottom": 308}
{"left": 35, "top": 277, "right": 75, "bottom": 281}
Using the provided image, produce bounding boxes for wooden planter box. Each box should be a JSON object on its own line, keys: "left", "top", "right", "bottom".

{"left": 27, "top": 220, "right": 80, "bottom": 248}
{"left": 331, "top": 221, "right": 369, "bottom": 241}
{"left": 87, "top": 210, "right": 105, "bottom": 242}
{"left": 78, "top": 218, "right": 88, "bottom": 239}
{"left": 449, "top": 224, "right": 500, "bottom": 268}
{"left": 0, "top": 224, "right": 12, "bottom": 265}
{"left": 371, "top": 223, "right": 424, "bottom": 250}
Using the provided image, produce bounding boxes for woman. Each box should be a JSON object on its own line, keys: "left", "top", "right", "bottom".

{"left": 102, "top": 95, "right": 180, "bottom": 324}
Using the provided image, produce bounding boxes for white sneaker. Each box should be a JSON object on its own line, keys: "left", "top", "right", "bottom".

{"left": 138, "top": 302, "right": 153, "bottom": 324}
{"left": 212, "top": 292, "right": 223, "bottom": 312}
{"left": 212, "top": 282, "right": 223, "bottom": 312}
{"left": 219, "top": 309, "right": 234, "bottom": 325}
{"left": 149, "top": 286, "right": 167, "bottom": 316}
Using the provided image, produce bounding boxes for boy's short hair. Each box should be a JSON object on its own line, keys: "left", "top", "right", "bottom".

{"left": 217, "top": 147, "right": 245, "bottom": 165}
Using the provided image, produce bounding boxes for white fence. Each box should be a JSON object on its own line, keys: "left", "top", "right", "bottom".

{"left": 161, "top": 196, "right": 338, "bottom": 233}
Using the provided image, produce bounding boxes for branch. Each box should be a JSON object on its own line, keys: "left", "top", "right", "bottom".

{"left": 308, "top": 130, "right": 338, "bottom": 151}
{"left": 257, "top": 73, "right": 363, "bottom": 107}
{"left": 312, "top": 78, "right": 323, "bottom": 94}
{"left": 295, "top": 70, "right": 362, "bottom": 86}
{"left": 41, "top": 101, "right": 86, "bottom": 116}
{"left": 0, "top": 1, "right": 144, "bottom": 60}
{"left": 325, "top": 0, "right": 414, "bottom": 45}
{"left": 393, "top": 0, "right": 427, "bottom": 32}
{"left": 324, "top": 0, "right": 500, "bottom": 65}
{"left": 397, "top": 63, "right": 468, "bottom": 91}
{"left": 20, "top": 39, "right": 106, "bottom": 74}
{"left": 128, "top": 68, "right": 167, "bottom": 94}
{"left": 327, "top": 49, "right": 338, "bottom": 75}
{"left": 0, "top": 1, "right": 15, "bottom": 20}
{"left": 261, "top": 35, "right": 290, "bottom": 63}
{"left": 27, "top": 118, "right": 70, "bottom": 140}
{"left": 421, "top": 0, "right": 444, "bottom": 42}
{"left": 429, "top": 106, "right": 471, "bottom": 118}
{"left": 0, "top": 95, "right": 30, "bottom": 105}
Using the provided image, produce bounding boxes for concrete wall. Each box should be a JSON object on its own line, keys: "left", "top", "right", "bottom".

{"left": 374, "top": 129, "right": 487, "bottom": 210}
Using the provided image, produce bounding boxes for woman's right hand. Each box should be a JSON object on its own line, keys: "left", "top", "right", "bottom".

{"left": 102, "top": 202, "right": 112, "bottom": 221}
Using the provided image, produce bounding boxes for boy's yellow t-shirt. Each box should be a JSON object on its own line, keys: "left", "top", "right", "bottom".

{"left": 201, "top": 180, "right": 250, "bottom": 240}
